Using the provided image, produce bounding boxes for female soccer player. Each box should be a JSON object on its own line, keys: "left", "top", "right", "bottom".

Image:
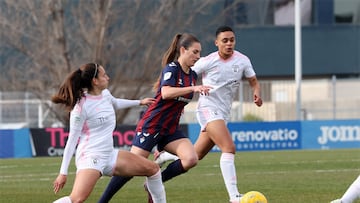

{"left": 98, "top": 33, "right": 212, "bottom": 203}
{"left": 155, "top": 25, "right": 263, "bottom": 203}
{"left": 51, "top": 63, "right": 166, "bottom": 203}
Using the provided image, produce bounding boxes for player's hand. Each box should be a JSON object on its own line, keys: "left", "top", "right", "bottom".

{"left": 254, "top": 94, "right": 263, "bottom": 107}
{"left": 194, "top": 85, "right": 212, "bottom": 96}
{"left": 53, "top": 174, "right": 67, "bottom": 194}
{"left": 140, "top": 98, "right": 156, "bottom": 106}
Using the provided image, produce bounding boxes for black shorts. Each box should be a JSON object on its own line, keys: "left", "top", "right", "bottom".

{"left": 132, "top": 129, "right": 188, "bottom": 152}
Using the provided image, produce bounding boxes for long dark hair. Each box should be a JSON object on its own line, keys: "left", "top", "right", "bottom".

{"left": 153, "top": 33, "right": 200, "bottom": 92}
{"left": 51, "top": 63, "right": 99, "bottom": 111}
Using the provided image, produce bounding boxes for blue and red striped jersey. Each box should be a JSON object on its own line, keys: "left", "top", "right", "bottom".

{"left": 136, "top": 61, "right": 197, "bottom": 135}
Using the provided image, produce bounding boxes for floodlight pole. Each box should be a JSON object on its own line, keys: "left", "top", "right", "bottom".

{"left": 295, "top": 0, "right": 302, "bottom": 120}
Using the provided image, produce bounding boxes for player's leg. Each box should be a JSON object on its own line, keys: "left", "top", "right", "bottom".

{"left": 99, "top": 149, "right": 165, "bottom": 203}
{"left": 99, "top": 149, "right": 151, "bottom": 203}
{"left": 338, "top": 175, "right": 360, "bottom": 203}
{"left": 60, "top": 169, "right": 100, "bottom": 203}
{"left": 114, "top": 149, "right": 154, "bottom": 176}
{"left": 98, "top": 175, "right": 133, "bottom": 203}
{"left": 161, "top": 138, "right": 198, "bottom": 182}
{"left": 193, "top": 130, "right": 215, "bottom": 160}
{"left": 155, "top": 129, "right": 215, "bottom": 166}
{"left": 155, "top": 129, "right": 215, "bottom": 168}
{"left": 205, "top": 119, "right": 241, "bottom": 203}
{"left": 125, "top": 147, "right": 166, "bottom": 203}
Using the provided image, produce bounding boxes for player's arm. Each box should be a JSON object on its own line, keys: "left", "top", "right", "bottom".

{"left": 161, "top": 65, "right": 210, "bottom": 99}
{"left": 247, "top": 76, "right": 262, "bottom": 107}
{"left": 161, "top": 85, "right": 211, "bottom": 99}
{"left": 106, "top": 89, "right": 155, "bottom": 109}
{"left": 53, "top": 106, "right": 84, "bottom": 193}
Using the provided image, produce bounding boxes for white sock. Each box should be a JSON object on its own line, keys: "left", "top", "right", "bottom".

{"left": 341, "top": 175, "right": 360, "bottom": 203}
{"left": 220, "top": 152, "right": 240, "bottom": 201}
{"left": 155, "top": 151, "right": 179, "bottom": 165}
{"left": 146, "top": 169, "right": 166, "bottom": 203}
{"left": 53, "top": 196, "right": 72, "bottom": 203}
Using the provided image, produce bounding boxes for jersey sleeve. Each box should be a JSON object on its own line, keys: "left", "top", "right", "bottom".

{"left": 243, "top": 59, "right": 256, "bottom": 78}
{"left": 160, "top": 62, "right": 179, "bottom": 87}
{"left": 59, "top": 103, "right": 85, "bottom": 175}
{"left": 104, "top": 89, "right": 140, "bottom": 109}
{"left": 191, "top": 57, "right": 209, "bottom": 75}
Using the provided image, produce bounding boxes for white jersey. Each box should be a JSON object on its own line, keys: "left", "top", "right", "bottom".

{"left": 192, "top": 51, "right": 256, "bottom": 120}
{"left": 59, "top": 89, "right": 140, "bottom": 175}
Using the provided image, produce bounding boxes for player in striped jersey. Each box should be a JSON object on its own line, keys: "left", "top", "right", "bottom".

{"left": 98, "top": 33, "right": 211, "bottom": 203}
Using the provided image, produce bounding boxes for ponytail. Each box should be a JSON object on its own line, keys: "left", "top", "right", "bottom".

{"left": 51, "top": 69, "right": 83, "bottom": 111}
{"left": 161, "top": 34, "right": 182, "bottom": 68}
{"left": 153, "top": 33, "right": 199, "bottom": 92}
{"left": 52, "top": 63, "right": 98, "bottom": 111}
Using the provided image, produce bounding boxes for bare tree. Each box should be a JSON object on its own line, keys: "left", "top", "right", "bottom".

{"left": 0, "top": 0, "right": 228, "bottom": 126}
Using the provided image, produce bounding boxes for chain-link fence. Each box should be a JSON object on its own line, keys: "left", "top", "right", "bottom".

{"left": 1, "top": 77, "right": 360, "bottom": 128}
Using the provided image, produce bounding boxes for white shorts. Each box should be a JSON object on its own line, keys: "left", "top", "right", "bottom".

{"left": 75, "top": 149, "right": 118, "bottom": 176}
{"left": 196, "top": 107, "right": 228, "bottom": 131}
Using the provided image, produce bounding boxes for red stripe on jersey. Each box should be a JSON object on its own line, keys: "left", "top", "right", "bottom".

{"left": 136, "top": 62, "right": 197, "bottom": 135}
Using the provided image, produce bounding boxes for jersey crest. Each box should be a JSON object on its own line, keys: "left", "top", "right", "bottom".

{"left": 164, "top": 72, "right": 172, "bottom": 81}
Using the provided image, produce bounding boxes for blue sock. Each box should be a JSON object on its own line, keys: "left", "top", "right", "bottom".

{"left": 162, "top": 159, "right": 186, "bottom": 182}
{"left": 98, "top": 176, "right": 133, "bottom": 203}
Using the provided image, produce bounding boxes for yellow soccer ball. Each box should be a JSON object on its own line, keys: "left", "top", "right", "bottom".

{"left": 240, "top": 191, "right": 268, "bottom": 203}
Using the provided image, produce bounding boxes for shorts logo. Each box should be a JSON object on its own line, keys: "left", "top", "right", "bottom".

{"left": 92, "top": 158, "right": 98, "bottom": 165}
{"left": 139, "top": 132, "right": 149, "bottom": 143}
{"left": 211, "top": 111, "right": 218, "bottom": 116}
{"left": 140, "top": 137, "right": 145, "bottom": 143}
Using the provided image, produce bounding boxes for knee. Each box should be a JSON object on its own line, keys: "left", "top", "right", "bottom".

{"left": 181, "top": 155, "right": 198, "bottom": 170}
{"left": 221, "top": 143, "right": 236, "bottom": 154}
{"left": 147, "top": 162, "right": 161, "bottom": 176}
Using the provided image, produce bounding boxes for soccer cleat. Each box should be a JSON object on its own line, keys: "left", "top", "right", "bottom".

{"left": 330, "top": 199, "right": 342, "bottom": 203}
{"left": 144, "top": 182, "right": 154, "bottom": 203}
{"left": 154, "top": 150, "right": 166, "bottom": 167}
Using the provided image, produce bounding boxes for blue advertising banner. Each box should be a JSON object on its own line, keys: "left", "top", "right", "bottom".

{"left": 187, "top": 121, "right": 302, "bottom": 152}
{"left": 302, "top": 119, "right": 360, "bottom": 149}
{"left": 227, "top": 121, "right": 302, "bottom": 151}
{"left": 13, "top": 128, "right": 32, "bottom": 157}
{"left": 0, "top": 129, "right": 32, "bottom": 158}
{"left": 0, "top": 130, "right": 13, "bottom": 158}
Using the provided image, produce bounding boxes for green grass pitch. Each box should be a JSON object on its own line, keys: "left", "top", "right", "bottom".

{"left": 0, "top": 149, "right": 359, "bottom": 203}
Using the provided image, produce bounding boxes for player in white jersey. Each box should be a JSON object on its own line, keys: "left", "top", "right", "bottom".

{"left": 193, "top": 26, "right": 262, "bottom": 203}
{"left": 51, "top": 63, "right": 166, "bottom": 203}
{"left": 194, "top": 49, "right": 256, "bottom": 125}
{"left": 155, "top": 26, "right": 262, "bottom": 203}
{"left": 331, "top": 175, "right": 360, "bottom": 203}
